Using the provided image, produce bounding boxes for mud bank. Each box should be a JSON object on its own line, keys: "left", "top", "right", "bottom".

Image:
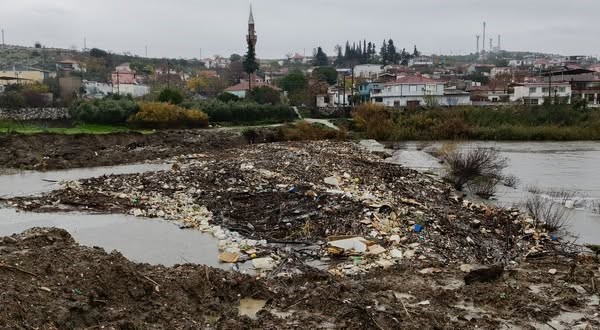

{"left": 1, "top": 228, "right": 598, "bottom": 329}
{"left": 0, "top": 129, "right": 279, "bottom": 171}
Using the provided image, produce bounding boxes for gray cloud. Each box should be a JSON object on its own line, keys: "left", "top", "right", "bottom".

{"left": 1, "top": 0, "right": 598, "bottom": 59}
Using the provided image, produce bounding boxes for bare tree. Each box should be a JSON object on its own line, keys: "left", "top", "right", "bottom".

{"left": 445, "top": 147, "right": 508, "bottom": 192}
{"left": 524, "top": 194, "right": 571, "bottom": 232}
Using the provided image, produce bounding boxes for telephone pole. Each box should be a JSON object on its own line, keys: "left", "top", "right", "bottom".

{"left": 1, "top": 29, "right": 5, "bottom": 47}
{"left": 145, "top": 45, "right": 148, "bottom": 58}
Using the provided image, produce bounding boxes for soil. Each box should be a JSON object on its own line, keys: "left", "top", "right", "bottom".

{"left": 1, "top": 138, "right": 599, "bottom": 329}
{"left": 0, "top": 129, "right": 281, "bottom": 171}
{"left": 1, "top": 228, "right": 598, "bottom": 329}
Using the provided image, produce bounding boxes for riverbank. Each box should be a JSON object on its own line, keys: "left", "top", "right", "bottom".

{"left": 1, "top": 140, "right": 598, "bottom": 328}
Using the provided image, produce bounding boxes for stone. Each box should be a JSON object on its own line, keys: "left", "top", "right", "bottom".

{"left": 390, "top": 249, "right": 403, "bottom": 259}
{"left": 548, "top": 269, "right": 558, "bottom": 275}
{"left": 324, "top": 176, "right": 340, "bottom": 186}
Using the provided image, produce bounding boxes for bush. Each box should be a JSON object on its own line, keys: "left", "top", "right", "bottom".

{"left": 351, "top": 103, "right": 394, "bottom": 140}
{"left": 185, "top": 100, "right": 296, "bottom": 124}
{"left": 0, "top": 91, "right": 26, "bottom": 109}
{"left": 444, "top": 147, "right": 507, "bottom": 191}
{"left": 217, "top": 92, "right": 240, "bottom": 103}
{"left": 70, "top": 99, "right": 139, "bottom": 124}
{"left": 128, "top": 102, "right": 208, "bottom": 129}
{"left": 158, "top": 88, "right": 184, "bottom": 105}
{"left": 278, "top": 121, "right": 346, "bottom": 141}
{"left": 248, "top": 86, "right": 281, "bottom": 105}
{"left": 525, "top": 194, "right": 570, "bottom": 232}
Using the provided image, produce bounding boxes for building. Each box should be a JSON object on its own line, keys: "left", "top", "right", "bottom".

{"left": 408, "top": 56, "right": 434, "bottom": 67}
{"left": 0, "top": 67, "right": 51, "bottom": 86}
{"left": 371, "top": 75, "right": 471, "bottom": 108}
{"left": 470, "top": 86, "right": 509, "bottom": 103}
{"left": 357, "top": 82, "right": 383, "bottom": 103}
{"left": 353, "top": 64, "right": 383, "bottom": 79}
{"left": 56, "top": 60, "right": 84, "bottom": 73}
{"left": 510, "top": 82, "right": 572, "bottom": 105}
{"left": 467, "top": 64, "right": 495, "bottom": 76}
{"left": 508, "top": 59, "right": 535, "bottom": 68}
{"left": 83, "top": 80, "right": 113, "bottom": 98}
{"left": 112, "top": 63, "right": 137, "bottom": 85}
{"left": 224, "top": 81, "right": 280, "bottom": 99}
{"left": 113, "top": 84, "right": 150, "bottom": 98}
{"left": 490, "top": 67, "right": 512, "bottom": 79}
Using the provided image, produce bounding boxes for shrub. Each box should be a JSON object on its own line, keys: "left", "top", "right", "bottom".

{"left": 278, "top": 121, "right": 346, "bottom": 141}
{"left": 186, "top": 100, "right": 296, "bottom": 124}
{"left": 501, "top": 174, "right": 520, "bottom": 188}
{"left": 158, "top": 88, "right": 184, "bottom": 105}
{"left": 70, "top": 99, "right": 139, "bottom": 124}
{"left": 217, "top": 92, "right": 240, "bottom": 103}
{"left": 248, "top": 86, "right": 281, "bottom": 105}
{"left": 352, "top": 103, "right": 394, "bottom": 140}
{"left": 0, "top": 91, "right": 26, "bottom": 109}
{"left": 444, "top": 147, "right": 507, "bottom": 191}
{"left": 467, "top": 176, "right": 501, "bottom": 199}
{"left": 525, "top": 194, "right": 570, "bottom": 232}
{"left": 128, "top": 102, "right": 208, "bottom": 129}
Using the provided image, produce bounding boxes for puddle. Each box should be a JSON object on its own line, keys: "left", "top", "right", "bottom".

{"left": 0, "top": 207, "right": 232, "bottom": 269}
{"left": 0, "top": 163, "right": 171, "bottom": 198}
{"left": 238, "top": 298, "right": 267, "bottom": 319}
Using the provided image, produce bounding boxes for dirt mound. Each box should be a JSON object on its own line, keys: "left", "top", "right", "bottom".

{"left": 0, "top": 129, "right": 275, "bottom": 171}
{"left": 1, "top": 228, "right": 598, "bottom": 329}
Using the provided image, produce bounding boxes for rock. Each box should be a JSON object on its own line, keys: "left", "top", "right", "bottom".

{"left": 389, "top": 235, "right": 401, "bottom": 244}
{"left": 252, "top": 257, "right": 275, "bottom": 270}
{"left": 548, "top": 269, "right": 558, "bottom": 275}
{"left": 419, "top": 268, "right": 442, "bottom": 274}
{"left": 460, "top": 264, "right": 476, "bottom": 273}
{"left": 390, "top": 249, "right": 403, "bottom": 259}
{"left": 464, "top": 265, "right": 504, "bottom": 285}
{"left": 367, "top": 245, "right": 386, "bottom": 256}
{"left": 324, "top": 176, "right": 340, "bottom": 186}
{"left": 329, "top": 237, "right": 369, "bottom": 253}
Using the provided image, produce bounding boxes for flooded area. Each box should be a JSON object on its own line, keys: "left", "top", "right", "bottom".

{"left": 0, "top": 162, "right": 172, "bottom": 198}
{"left": 389, "top": 141, "right": 600, "bottom": 244}
{"left": 0, "top": 206, "right": 230, "bottom": 268}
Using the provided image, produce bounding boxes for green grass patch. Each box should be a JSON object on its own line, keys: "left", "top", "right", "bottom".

{"left": 0, "top": 121, "right": 151, "bottom": 135}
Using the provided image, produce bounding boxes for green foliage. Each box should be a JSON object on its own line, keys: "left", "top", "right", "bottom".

{"left": 313, "top": 66, "right": 338, "bottom": 85}
{"left": 278, "top": 71, "right": 308, "bottom": 92}
{"left": 89, "top": 48, "right": 108, "bottom": 58}
{"left": 390, "top": 105, "right": 600, "bottom": 141}
{"left": 158, "top": 88, "right": 184, "bottom": 105}
{"left": 313, "top": 47, "right": 329, "bottom": 66}
{"left": 230, "top": 54, "right": 242, "bottom": 62}
{"left": 243, "top": 43, "right": 260, "bottom": 75}
{"left": 248, "top": 86, "right": 281, "bottom": 105}
{"left": 0, "top": 91, "right": 26, "bottom": 109}
{"left": 128, "top": 102, "right": 208, "bottom": 129}
{"left": 70, "top": 99, "right": 139, "bottom": 124}
{"left": 351, "top": 103, "right": 394, "bottom": 140}
{"left": 217, "top": 92, "right": 240, "bottom": 103}
{"left": 185, "top": 100, "right": 296, "bottom": 124}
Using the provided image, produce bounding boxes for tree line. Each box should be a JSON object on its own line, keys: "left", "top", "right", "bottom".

{"left": 313, "top": 39, "right": 422, "bottom": 67}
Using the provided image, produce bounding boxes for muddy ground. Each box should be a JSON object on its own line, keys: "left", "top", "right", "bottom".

{"left": 0, "top": 129, "right": 280, "bottom": 171}
{"left": 1, "top": 228, "right": 598, "bottom": 329}
{"left": 1, "top": 138, "right": 599, "bottom": 329}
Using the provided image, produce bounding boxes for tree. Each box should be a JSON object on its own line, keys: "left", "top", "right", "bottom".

{"left": 225, "top": 61, "right": 246, "bottom": 85}
{"left": 387, "top": 39, "right": 398, "bottom": 64}
{"left": 334, "top": 45, "right": 344, "bottom": 66}
{"left": 243, "top": 42, "right": 260, "bottom": 90}
{"left": 230, "top": 54, "right": 242, "bottom": 62}
{"left": 186, "top": 72, "right": 228, "bottom": 97}
{"left": 313, "top": 66, "right": 338, "bottom": 85}
{"left": 313, "top": 47, "right": 329, "bottom": 66}
{"left": 278, "top": 71, "right": 308, "bottom": 92}
{"left": 248, "top": 86, "right": 281, "bottom": 105}
{"left": 34, "top": 42, "right": 42, "bottom": 49}
{"left": 158, "top": 88, "right": 184, "bottom": 105}
{"left": 90, "top": 48, "right": 108, "bottom": 58}
{"left": 380, "top": 40, "right": 388, "bottom": 65}
{"left": 413, "top": 45, "right": 421, "bottom": 58}
{"left": 217, "top": 92, "right": 240, "bottom": 102}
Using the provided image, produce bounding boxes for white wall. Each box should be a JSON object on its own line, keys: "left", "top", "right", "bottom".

{"left": 113, "top": 84, "right": 151, "bottom": 97}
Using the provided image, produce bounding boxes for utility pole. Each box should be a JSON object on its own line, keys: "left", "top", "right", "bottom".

{"left": 476, "top": 35, "right": 480, "bottom": 54}
{"left": 117, "top": 71, "right": 120, "bottom": 95}
{"left": 166, "top": 60, "right": 170, "bottom": 89}
{"left": 84, "top": 37, "right": 87, "bottom": 50}
{"left": 343, "top": 72, "right": 347, "bottom": 108}
{"left": 1, "top": 29, "right": 4, "bottom": 47}
{"left": 482, "top": 22, "right": 486, "bottom": 53}
{"left": 145, "top": 45, "right": 148, "bottom": 58}
{"left": 351, "top": 67, "right": 355, "bottom": 108}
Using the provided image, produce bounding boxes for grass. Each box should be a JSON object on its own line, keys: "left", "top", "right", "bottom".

{"left": 0, "top": 121, "right": 151, "bottom": 135}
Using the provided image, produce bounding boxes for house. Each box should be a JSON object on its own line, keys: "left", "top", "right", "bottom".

{"left": 353, "top": 64, "right": 383, "bottom": 79}
{"left": 408, "top": 56, "right": 434, "bottom": 67}
{"left": 508, "top": 59, "right": 535, "bottom": 68}
{"left": 56, "top": 60, "right": 84, "bottom": 73}
{"left": 316, "top": 86, "right": 354, "bottom": 108}
{"left": 0, "top": 67, "right": 51, "bottom": 86}
{"left": 83, "top": 80, "right": 113, "bottom": 98}
{"left": 371, "top": 75, "right": 471, "bottom": 108}
{"left": 113, "top": 84, "right": 151, "bottom": 98}
{"left": 223, "top": 81, "right": 280, "bottom": 99}
{"left": 357, "top": 82, "right": 384, "bottom": 103}
{"left": 467, "top": 64, "right": 495, "bottom": 76}
{"left": 470, "top": 86, "right": 509, "bottom": 103}
{"left": 112, "top": 63, "right": 137, "bottom": 85}
{"left": 510, "top": 82, "right": 571, "bottom": 105}
{"left": 490, "top": 67, "right": 512, "bottom": 79}
{"left": 540, "top": 68, "right": 600, "bottom": 107}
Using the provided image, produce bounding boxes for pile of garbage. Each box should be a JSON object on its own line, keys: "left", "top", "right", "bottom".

{"left": 9, "top": 141, "right": 563, "bottom": 275}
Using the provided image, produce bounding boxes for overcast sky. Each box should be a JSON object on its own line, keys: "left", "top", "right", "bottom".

{"left": 1, "top": 0, "right": 599, "bottom": 59}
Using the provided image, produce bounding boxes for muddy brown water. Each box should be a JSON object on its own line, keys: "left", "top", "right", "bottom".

{"left": 388, "top": 141, "right": 600, "bottom": 245}
{"left": 0, "top": 163, "right": 172, "bottom": 198}
{"left": 0, "top": 207, "right": 236, "bottom": 269}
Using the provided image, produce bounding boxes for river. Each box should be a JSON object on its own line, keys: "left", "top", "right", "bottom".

{"left": 388, "top": 141, "right": 600, "bottom": 245}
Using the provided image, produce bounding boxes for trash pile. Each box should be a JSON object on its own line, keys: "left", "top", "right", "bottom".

{"left": 9, "top": 141, "right": 565, "bottom": 275}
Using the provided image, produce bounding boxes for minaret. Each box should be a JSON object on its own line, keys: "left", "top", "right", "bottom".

{"left": 247, "top": 5, "right": 257, "bottom": 48}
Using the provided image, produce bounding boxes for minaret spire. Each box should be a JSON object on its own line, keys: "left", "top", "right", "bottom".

{"left": 249, "top": 4, "right": 255, "bottom": 25}
{"left": 247, "top": 4, "right": 257, "bottom": 48}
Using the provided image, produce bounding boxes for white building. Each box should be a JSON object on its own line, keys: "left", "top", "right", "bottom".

{"left": 508, "top": 59, "right": 535, "bottom": 68}
{"left": 113, "top": 84, "right": 151, "bottom": 98}
{"left": 408, "top": 56, "right": 434, "bottom": 67}
{"left": 490, "top": 67, "right": 512, "bottom": 79}
{"left": 83, "top": 80, "right": 113, "bottom": 98}
{"left": 510, "top": 82, "right": 571, "bottom": 105}
{"left": 353, "top": 64, "right": 383, "bottom": 79}
{"left": 371, "top": 75, "right": 470, "bottom": 107}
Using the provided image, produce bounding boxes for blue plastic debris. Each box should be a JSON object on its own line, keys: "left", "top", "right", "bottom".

{"left": 414, "top": 224, "right": 424, "bottom": 233}
{"left": 288, "top": 187, "right": 298, "bottom": 193}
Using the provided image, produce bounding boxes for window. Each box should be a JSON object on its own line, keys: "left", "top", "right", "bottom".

{"left": 525, "top": 98, "right": 539, "bottom": 105}
{"left": 559, "top": 87, "right": 566, "bottom": 93}
{"left": 529, "top": 87, "right": 537, "bottom": 93}
{"left": 409, "top": 85, "right": 418, "bottom": 92}
{"left": 542, "top": 87, "right": 549, "bottom": 94}
{"left": 394, "top": 101, "right": 401, "bottom": 107}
